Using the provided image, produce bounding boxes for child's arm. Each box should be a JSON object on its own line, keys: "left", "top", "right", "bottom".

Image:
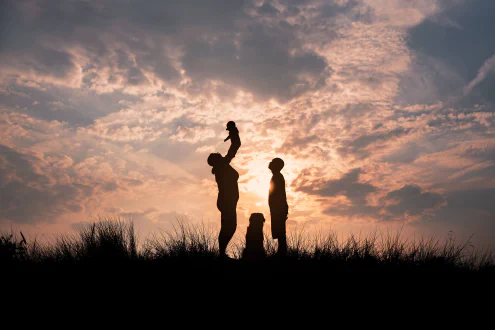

{"left": 224, "top": 136, "right": 231, "bottom": 142}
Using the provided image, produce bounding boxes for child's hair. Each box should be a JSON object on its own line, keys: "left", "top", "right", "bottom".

{"left": 271, "top": 158, "right": 284, "bottom": 171}
{"left": 226, "top": 121, "right": 236, "bottom": 129}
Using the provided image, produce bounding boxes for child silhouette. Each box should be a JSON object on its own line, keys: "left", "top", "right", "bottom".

{"left": 268, "top": 158, "right": 289, "bottom": 257}
{"left": 224, "top": 121, "right": 241, "bottom": 162}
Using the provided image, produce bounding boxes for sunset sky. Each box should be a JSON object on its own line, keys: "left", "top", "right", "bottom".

{"left": 1, "top": 0, "right": 494, "bottom": 249}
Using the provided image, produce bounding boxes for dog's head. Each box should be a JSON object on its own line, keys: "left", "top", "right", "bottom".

{"left": 249, "top": 213, "right": 265, "bottom": 229}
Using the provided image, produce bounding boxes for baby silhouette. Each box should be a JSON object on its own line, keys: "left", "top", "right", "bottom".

{"left": 224, "top": 121, "right": 241, "bottom": 161}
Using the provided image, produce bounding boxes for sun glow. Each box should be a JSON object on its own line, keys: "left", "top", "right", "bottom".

{"left": 242, "top": 159, "right": 272, "bottom": 198}
{"left": 245, "top": 174, "right": 271, "bottom": 198}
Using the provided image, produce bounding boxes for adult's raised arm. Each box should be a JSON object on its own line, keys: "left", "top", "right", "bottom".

{"left": 224, "top": 153, "right": 233, "bottom": 164}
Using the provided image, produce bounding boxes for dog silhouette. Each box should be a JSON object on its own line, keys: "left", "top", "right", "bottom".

{"left": 242, "top": 213, "right": 266, "bottom": 260}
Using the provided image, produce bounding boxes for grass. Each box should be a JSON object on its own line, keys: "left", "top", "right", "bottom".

{"left": 2, "top": 216, "right": 493, "bottom": 276}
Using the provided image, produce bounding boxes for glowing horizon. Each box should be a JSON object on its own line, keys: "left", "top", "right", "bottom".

{"left": 1, "top": 0, "right": 494, "bottom": 250}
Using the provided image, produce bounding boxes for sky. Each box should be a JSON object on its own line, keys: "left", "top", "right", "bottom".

{"left": 1, "top": 0, "right": 494, "bottom": 249}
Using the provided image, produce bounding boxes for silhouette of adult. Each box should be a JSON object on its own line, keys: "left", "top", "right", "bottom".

{"left": 207, "top": 153, "right": 239, "bottom": 259}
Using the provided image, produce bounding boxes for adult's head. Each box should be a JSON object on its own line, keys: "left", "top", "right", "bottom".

{"left": 269, "top": 158, "right": 284, "bottom": 173}
{"left": 208, "top": 153, "right": 223, "bottom": 168}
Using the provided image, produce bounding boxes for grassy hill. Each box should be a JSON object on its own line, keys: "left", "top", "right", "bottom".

{"left": 2, "top": 217, "right": 493, "bottom": 278}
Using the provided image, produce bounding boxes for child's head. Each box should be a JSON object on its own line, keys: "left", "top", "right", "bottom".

{"left": 226, "top": 121, "right": 236, "bottom": 131}
{"left": 269, "top": 158, "right": 284, "bottom": 173}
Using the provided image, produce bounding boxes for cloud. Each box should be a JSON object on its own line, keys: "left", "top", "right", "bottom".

{"left": 463, "top": 53, "right": 495, "bottom": 97}
{"left": 295, "top": 168, "right": 376, "bottom": 205}
{"left": 364, "top": 0, "right": 441, "bottom": 27}
{"left": 0, "top": 0, "right": 339, "bottom": 102}
{"left": 181, "top": 24, "right": 330, "bottom": 102}
{"left": 0, "top": 144, "right": 91, "bottom": 223}
{"left": 320, "top": 183, "right": 445, "bottom": 223}
{"left": 0, "top": 110, "right": 69, "bottom": 148}
{"left": 294, "top": 167, "right": 446, "bottom": 222}
{"left": 407, "top": 0, "right": 495, "bottom": 104}
{"left": 430, "top": 188, "right": 495, "bottom": 245}
{"left": 436, "top": 188, "right": 495, "bottom": 221}
{"left": 0, "top": 109, "right": 203, "bottom": 226}
{"left": 79, "top": 109, "right": 172, "bottom": 142}
{"left": 338, "top": 127, "right": 409, "bottom": 159}
{"left": 170, "top": 126, "right": 216, "bottom": 144}
{"left": 382, "top": 184, "right": 445, "bottom": 217}
{"left": 5, "top": 47, "right": 79, "bottom": 83}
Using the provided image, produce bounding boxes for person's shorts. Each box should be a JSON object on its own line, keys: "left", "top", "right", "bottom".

{"left": 271, "top": 213, "right": 287, "bottom": 239}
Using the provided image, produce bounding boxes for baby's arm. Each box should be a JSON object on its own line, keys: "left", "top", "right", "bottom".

{"left": 224, "top": 135, "right": 231, "bottom": 142}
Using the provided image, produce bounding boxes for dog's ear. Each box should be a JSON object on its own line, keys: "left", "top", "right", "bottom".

{"left": 249, "top": 212, "right": 265, "bottom": 223}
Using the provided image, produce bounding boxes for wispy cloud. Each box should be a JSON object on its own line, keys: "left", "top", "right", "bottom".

{"left": 463, "top": 53, "right": 495, "bottom": 97}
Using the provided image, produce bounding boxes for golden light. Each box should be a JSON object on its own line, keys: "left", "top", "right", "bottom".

{"left": 242, "top": 157, "right": 272, "bottom": 198}
{"left": 245, "top": 174, "right": 271, "bottom": 198}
